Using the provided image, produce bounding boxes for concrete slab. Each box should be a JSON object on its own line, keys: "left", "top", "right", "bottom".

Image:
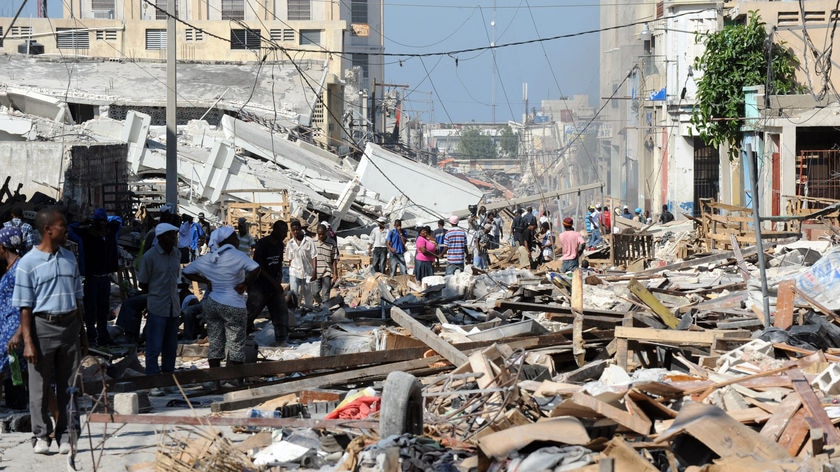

{"left": 357, "top": 143, "right": 484, "bottom": 222}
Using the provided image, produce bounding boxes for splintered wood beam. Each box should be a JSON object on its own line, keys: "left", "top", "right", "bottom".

{"left": 212, "top": 356, "right": 442, "bottom": 412}
{"left": 549, "top": 392, "right": 651, "bottom": 435}
{"left": 788, "top": 369, "right": 840, "bottom": 445}
{"left": 774, "top": 280, "right": 795, "bottom": 329}
{"left": 572, "top": 269, "right": 585, "bottom": 367}
{"left": 390, "top": 306, "right": 469, "bottom": 366}
{"left": 627, "top": 279, "right": 680, "bottom": 328}
{"left": 87, "top": 413, "right": 378, "bottom": 430}
{"left": 760, "top": 394, "right": 802, "bottom": 441}
{"left": 104, "top": 347, "right": 431, "bottom": 392}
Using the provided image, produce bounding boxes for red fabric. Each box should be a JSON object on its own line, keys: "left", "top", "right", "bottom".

{"left": 325, "top": 396, "right": 381, "bottom": 420}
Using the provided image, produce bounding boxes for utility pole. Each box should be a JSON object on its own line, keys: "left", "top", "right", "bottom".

{"left": 491, "top": 0, "right": 497, "bottom": 124}
{"left": 165, "top": 0, "right": 178, "bottom": 207}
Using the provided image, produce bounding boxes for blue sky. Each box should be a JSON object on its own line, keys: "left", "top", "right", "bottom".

{"left": 383, "top": 1, "right": 599, "bottom": 123}
{"left": 13, "top": 0, "right": 600, "bottom": 124}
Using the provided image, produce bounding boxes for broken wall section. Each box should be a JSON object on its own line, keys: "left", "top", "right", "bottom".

{"left": 64, "top": 143, "right": 130, "bottom": 216}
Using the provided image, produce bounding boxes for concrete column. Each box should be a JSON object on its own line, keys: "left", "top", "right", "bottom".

{"left": 779, "top": 125, "right": 797, "bottom": 215}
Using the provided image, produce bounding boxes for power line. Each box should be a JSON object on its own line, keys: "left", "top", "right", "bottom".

{"left": 138, "top": 1, "right": 712, "bottom": 60}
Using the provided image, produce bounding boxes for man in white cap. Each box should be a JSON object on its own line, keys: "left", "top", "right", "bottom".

{"left": 137, "top": 223, "right": 181, "bottom": 393}
{"left": 368, "top": 217, "right": 389, "bottom": 273}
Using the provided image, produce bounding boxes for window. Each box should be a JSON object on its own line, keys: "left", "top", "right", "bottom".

{"left": 231, "top": 28, "right": 261, "bottom": 49}
{"left": 0, "top": 27, "right": 3, "bottom": 47}
{"left": 92, "top": 0, "right": 114, "bottom": 9}
{"left": 288, "top": 0, "right": 310, "bottom": 20}
{"left": 270, "top": 29, "right": 295, "bottom": 42}
{"left": 145, "top": 29, "right": 167, "bottom": 50}
{"left": 221, "top": 0, "right": 244, "bottom": 20}
{"left": 95, "top": 30, "right": 117, "bottom": 40}
{"left": 10, "top": 26, "right": 33, "bottom": 37}
{"left": 299, "top": 29, "right": 321, "bottom": 46}
{"left": 56, "top": 28, "right": 90, "bottom": 49}
{"left": 155, "top": 0, "right": 168, "bottom": 20}
{"left": 351, "top": 0, "right": 367, "bottom": 24}
{"left": 92, "top": 0, "right": 114, "bottom": 18}
{"left": 352, "top": 53, "right": 369, "bottom": 79}
{"left": 185, "top": 28, "right": 205, "bottom": 41}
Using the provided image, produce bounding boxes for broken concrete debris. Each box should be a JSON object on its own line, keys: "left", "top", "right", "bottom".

{"left": 53, "top": 231, "right": 840, "bottom": 471}
{"left": 7, "top": 81, "right": 840, "bottom": 470}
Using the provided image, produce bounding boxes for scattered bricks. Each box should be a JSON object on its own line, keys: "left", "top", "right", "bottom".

{"left": 716, "top": 339, "right": 774, "bottom": 373}
{"left": 114, "top": 393, "right": 140, "bottom": 415}
{"left": 812, "top": 364, "right": 840, "bottom": 395}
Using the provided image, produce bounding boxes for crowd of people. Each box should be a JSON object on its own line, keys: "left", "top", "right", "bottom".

{"left": 0, "top": 200, "right": 678, "bottom": 456}
{"left": 0, "top": 204, "right": 348, "bottom": 454}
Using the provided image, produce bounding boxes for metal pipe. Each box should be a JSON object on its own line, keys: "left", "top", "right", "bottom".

{"left": 747, "top": 143, "right": 771, "bottom": 328}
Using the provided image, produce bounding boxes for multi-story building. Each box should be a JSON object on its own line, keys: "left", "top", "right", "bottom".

{"left": 601, "top": 0, "right": 720, "bottom": 216}
{"left": 0, "top": 0, "right": 384, "bottom": 149}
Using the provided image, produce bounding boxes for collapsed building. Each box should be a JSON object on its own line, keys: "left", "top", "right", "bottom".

{"left": 0, "top": 56, "right": 484, "bottom": 232}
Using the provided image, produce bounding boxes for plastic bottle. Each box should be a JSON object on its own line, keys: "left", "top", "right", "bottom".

{"left": 8, "top": 352, "right": 22, "bottom": 387}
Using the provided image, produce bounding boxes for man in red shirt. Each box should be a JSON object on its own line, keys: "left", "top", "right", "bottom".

{"left": 558, "top": 217, "right": 585, "bottom": 272}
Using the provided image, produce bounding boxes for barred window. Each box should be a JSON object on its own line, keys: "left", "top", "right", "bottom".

{"left": 145, "top": 29, "right": 167, "bottom": 50}
{"left": 56, "top": 28, "right": 90, "bottom": 49}
{"left": 231, "top": 28, "right": 261, "bottom": 50}
{"left": 288, "top": 0, "right": 310, "bottom": 20}
{"left": 185, "top": 28, "right": 205, "bottom": 41}
{"left": 95, "top": 30, "right": 117, "bottom": 40}
{"left": 155, "top": 0, "right": 168, "bottom": 20}
{"left": 351, "top": 0, "right": 367, "bottom": 24}
{"left": 270, "top": 29, "right": 295, "bottom": 42}
{"left": 221, "top": 0, "right": 244, "bottom": 20}
{"left": 299, "top": 29, "right": 321, "bottom": 46}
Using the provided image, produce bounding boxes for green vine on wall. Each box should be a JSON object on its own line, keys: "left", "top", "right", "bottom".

{"left": 690, "top": 11, "right": 801, "bottom": 160}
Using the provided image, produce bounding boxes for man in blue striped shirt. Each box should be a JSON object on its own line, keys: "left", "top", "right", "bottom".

{"left": 13, "top": 207, "right": 84, "bottom": 455}
{"left": 442, "top": 215, "right": 468, "bottom": 275}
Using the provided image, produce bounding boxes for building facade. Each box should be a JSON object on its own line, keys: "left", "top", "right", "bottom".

{"left": 0, "top": 0, "right": 384, "bottom": 149}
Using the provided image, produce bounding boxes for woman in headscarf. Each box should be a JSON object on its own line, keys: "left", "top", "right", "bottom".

{"left": 0, "top": 227, "right": 28, "bottom": 408}
{"left": 183, "top": 226, "right": 260, "bottom": 376}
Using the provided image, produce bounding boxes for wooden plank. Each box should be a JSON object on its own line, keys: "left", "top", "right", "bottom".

{"left": 729, "top": 233, "right": 751, "bottom": 282}
{"left": 390, "top": 306, "right": 468, "bottom": 366}
{"left": 107, "top": 346, "right": 431, "bottom": 392}
{"left": 465, "top": 320, "right": 546, "bottom": 342}
{"left": 656, "top": 402, "right": 790, "bottom": 461}
{"left": 627, "top": 279, "right": 680, "bottom": 328}
{"left": 788, "top": 369, "right": 840, "bottom": 445}
{"left": 549, "top": 392, "right": 651, "bottom": 435}
{"left": 614, "top": 326, "right": 748, "bottom": 345}
{"left": 602, "top": 436, "right": 658, "bottom": 472}
{"left": 810, "top": 427, "right": 825, "bottom": 456}
{"left": 759, "top": 394, "right": 801, "bottom": 440}
{"left": 88, "top": 413, "right": 377, "bottom": 430}
{"left": 633, "top": 246, "right": 758, "bottom": 276}
{"left": 778, "top": 408, "right": 809, "bottom": 456}
{"left": 572, "top": 269, "right": 585, "bottom": 367}
{"left": 774, "top": 280, "right": 795, "bottom": 329}
{"left": 615, "top": 313, "right": 633, "bottom": 370}
{"left": 212, "top": 356, "right": 441, "bottom": 412}
{"left": 691, "top": 364, "right": 798, "bottom": 398}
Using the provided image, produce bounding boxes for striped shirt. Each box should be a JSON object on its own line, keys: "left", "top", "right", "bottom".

{"left": 314, "top": 240, "right": 339, "bottom": 278}
{"left": 13, "top": 246, "right": 83, "bottom": 314}
{"left": 443, "top": 227, "right": 468, "bottom": 265}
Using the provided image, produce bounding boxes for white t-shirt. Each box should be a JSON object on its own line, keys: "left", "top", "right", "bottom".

{"left": 183, "top": 245, "right": 259, "bottom": 308}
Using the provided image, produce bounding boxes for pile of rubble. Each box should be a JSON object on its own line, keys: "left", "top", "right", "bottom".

{"left": 67, "top": 231, "right": 840, "bottom": 471}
